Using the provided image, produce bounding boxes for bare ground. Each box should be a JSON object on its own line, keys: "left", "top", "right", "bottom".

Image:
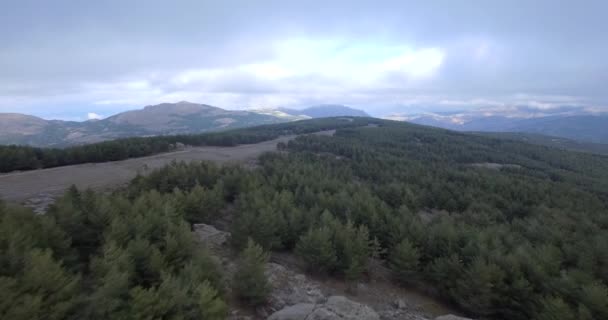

{"left": 0, "top": 135, "right": 296, "bottom": 205}
{"left": 0, "top": 130, "right": 338, "bottom": 207}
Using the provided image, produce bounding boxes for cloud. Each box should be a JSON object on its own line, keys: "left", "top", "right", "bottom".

{"left": 87, "top": 112, "right": 103, "bottom": 120}
{"left": 0, "top": 0, "right": 607, "bottom": 119}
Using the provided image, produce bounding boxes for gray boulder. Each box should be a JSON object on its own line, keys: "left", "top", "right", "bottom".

{"left": 267, "top": 296, "right": 380, "bottom": 320}
{"left": 267, "top": 303, "right": 316, "bottom": 320}
{"left": 307, "top": 296, "right": 380, "bottom": 320}
{"left": 265, "top": 263, "right": 325, "bottom": 312}
{"left": 193, "top": 224, "right": 229, "bottom": 248}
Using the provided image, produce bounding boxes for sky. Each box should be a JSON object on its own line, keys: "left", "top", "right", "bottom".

{"left": 1, "top": 0, "right": 607, "bottom": 120}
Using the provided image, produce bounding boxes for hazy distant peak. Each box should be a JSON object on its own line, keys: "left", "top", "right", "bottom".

{"left": 141, "top": 101, "right": 218, "bottom": 113}
{"left": 0, "top": 102, "right": 285, "bottom": 146}
{"left": 279, "top": 104, "right": 369, "bottom": 118}
{"left": 0, "top": 113, "right": 49, "bottom": 135}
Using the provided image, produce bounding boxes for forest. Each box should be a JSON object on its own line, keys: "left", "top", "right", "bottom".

{"left": 1, "top": 119, "right": 608, "bottom": 319}
{"left": 0, "top": 117, "right": 373, "bottom": 173}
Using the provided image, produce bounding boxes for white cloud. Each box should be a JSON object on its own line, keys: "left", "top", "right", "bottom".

{"left": 87, "top": 112, "right": 103, "bottom": 120}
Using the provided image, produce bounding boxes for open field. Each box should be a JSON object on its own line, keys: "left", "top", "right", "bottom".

{"left": 0, "top": 135, "right": 300, "bottom": 206}
{"left": 0, "top": 130, "right": 337, "bottom": 208}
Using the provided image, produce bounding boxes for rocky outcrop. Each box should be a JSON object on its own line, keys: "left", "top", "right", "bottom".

{"left": 376, "top": 299, "right": 429, "bottom": 320}
{"left": 263, "top": 263, "right": 325, "bottom": 314}
{"left": 193, "top": 225, "right": 466, "bottom": 320}
{"left": 193, "top": 223, "right": 229, "bottom": 249}
{"left": 267, "top": 303, "right": 316, "bottom": 320}
{"left": 267, "top": 296, "right": 380, "bottom": 320}
{"left": 309, "top": 296, "right": 380, "bottom": 320}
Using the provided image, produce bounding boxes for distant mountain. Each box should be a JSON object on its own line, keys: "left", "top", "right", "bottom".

{"left": 249, "top": 108, "right": 310, "bottom": 121}
{"left": 0, "top": 102, "right": 284, "bottom": 147}
{"left": 279, "top": 105, "right": 370, "bottom": 118}
{"left": 478, "top": 132, "right": 608, "bottom": 155}
{"left": 404, "top": 114, "right": 608, "bottom": 144}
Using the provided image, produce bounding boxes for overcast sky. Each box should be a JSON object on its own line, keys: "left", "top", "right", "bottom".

{"left": 1, "top": 0, "right": 607, "bottom": 120}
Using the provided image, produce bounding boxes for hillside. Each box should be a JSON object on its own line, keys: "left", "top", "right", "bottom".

{"left": 1, "top": 118, "right": 607, "bottom": 320}
{"left": 0, "top": 102, "right": 284, "bottom": 147}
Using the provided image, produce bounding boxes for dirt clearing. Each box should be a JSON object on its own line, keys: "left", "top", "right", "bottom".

{"left": 0, "top": 130, "right": 337, "bottom": 206}
{"left": 0, "top": 135, "right": 294, "bottom": 204}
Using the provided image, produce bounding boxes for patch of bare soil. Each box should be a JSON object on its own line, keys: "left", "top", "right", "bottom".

{"left": 0, "top": 135, "right": 293, "bottom": 205}
{"left": 469, "top": 162, "right": 522, "bottom": 170}
{"left": 0, "top": 130, "right": 338, "bottom": 209}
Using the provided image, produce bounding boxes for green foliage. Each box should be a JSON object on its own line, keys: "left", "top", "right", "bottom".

{"left": 198, "top": 280, "right": 228, "bottom": 320}
{"left": 233, "top": 239, "right": 271, "bottom": 306}
{"left": 389, "top": 239, "right": 420, "bottom": 284}
{"left": 579, "top": 282, "right": 608, "bottom": 319}
{"left": 1, "top": 183, "right": 225, "bottom": 319}
{"left": 296, "top": 226, "right": 337, "bottom": 273}
{"left": 534, "top": 296, "right": 576, "bottom": 320}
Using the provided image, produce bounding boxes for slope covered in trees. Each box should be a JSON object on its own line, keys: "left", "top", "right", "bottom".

{"left": 2, "top": 119, "right": 608, "bottom": 319}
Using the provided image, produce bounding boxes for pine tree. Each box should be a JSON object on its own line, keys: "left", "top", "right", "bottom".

{"left": 456, "top": 257, "right": 506, "bottom": 317}
{"left": 233, "top": 239, "right": 270, "bottom": 306}
{"left": 13, "top": 249, "right": 81, "bottom": 320}
{"left": 580, "top": 282, "right": 608, "bottom": 319}
{"left": 342, "top": 224, "right": 371, "bottom": 282}
{"left": 389, "top": 239, "right": 420, "bottom": 284}
{"left": 198, "top": 280, "right": 227, "bottom": 320}
{"left": 295, "top": 226, "right": 337, "bottom": 273}
{"left": 534, "top": 296, "right": 576, "bottom": 320}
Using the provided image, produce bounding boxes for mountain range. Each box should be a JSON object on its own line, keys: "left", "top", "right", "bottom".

{"left": 0, "top": 102, "right": 369, "bottom": 147}
{"left": 401, "top": 113, "right": 608, "bottom": 144}
{"left": 251, "top": 104, "right": 370, "bottom": 120}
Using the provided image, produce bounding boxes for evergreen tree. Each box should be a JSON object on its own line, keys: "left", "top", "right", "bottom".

{"left": 389, "top": 239, "right": 420, "bottom": 284}
{"left": 198, "top": 280, "right": 227, "bottom": 320}
{"left": 534, "top": 296, "right": 576, "bottom": 320}
{"left": 580, "top": 282, "right": 608, "bottom": 319}
{"left": 295, "top": 226, "right": 337, "bottom": 273}
{"left": 233, "top": 239, "right": 270, "bottom": 306}
{"left": 3, "top": 249, "right": 81, "bottom": 320}
{"left": 334, "top": 222, "right": 371, "bottom": 281}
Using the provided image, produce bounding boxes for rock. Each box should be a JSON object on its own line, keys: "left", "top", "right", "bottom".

{"left": 307, "top": 296, "right": 380, "bottom": 320}
{"left": 256, "top": 306, "right": 270, "bottom": 318}
{"left": 267, "top": 296, "right": 380, "bottom": 320}
{"left": 227, "top": 309, "right": 252, "bottom": 320}
{"left": 379, "top": 309, "right": 429, "bottom": 320}
{"left": 267, "top": 303, "right": 315, "bottom": 320}
{"left": 392, "top": 298, "right": 407, "bottom": 310}
{"left": 264, "top": 263, "right": 325, "bottom": 312}
{"left": 193, "top": 224, "right": 229, "bottom": 248}
{"left": 434, "top": 315, "right": 473, "bottom": 320}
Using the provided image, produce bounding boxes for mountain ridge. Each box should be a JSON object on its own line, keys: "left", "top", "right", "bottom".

{"left": 279, "top": 104, "right": 370, "bottom": 118}
{"left": 0, "top": 102, "right": 282, "bottom": 146}
{"left": 0, "top": 102, "right": 372, "bottom": 147}
{"left": 403, "top": 113, "right": 608, "bottom": 144}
